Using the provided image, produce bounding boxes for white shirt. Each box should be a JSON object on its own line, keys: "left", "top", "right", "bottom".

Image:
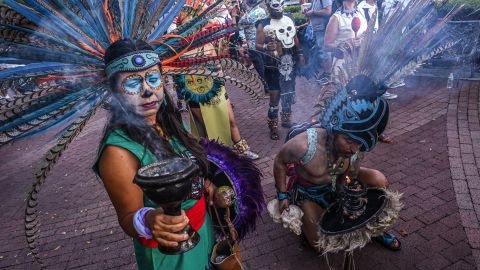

{"left": 357, "top": 1, "right": 379, "bottom": 31}
{"left": 332, "top": 8, "right": 368, "bottom": 46}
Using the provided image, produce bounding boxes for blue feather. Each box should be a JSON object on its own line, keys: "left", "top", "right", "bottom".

{"left": 0, "top": 58, "right": 33, "bottom": 65}
{"left": 13, "top": 93, "right": 104, "bottom": 142}
{"left": 0, "top": 87, "right": 96, "bottom": 132}
{"left": 51, "top": 0, "right": 98, "bottom": 41}
{"left": 0, "top": 23, "right": 99, "bottom": 58}
{"left": 147, "top": 0, "right": 187, "bottom": 42}
{"left": 13, "top": 0, "right": 103, "bottom": 55}
{"left": 122, "top": 0, "right": 130, "bottom": 38}
{"left": 84, "top": 0, "right": 111, "bottom": 44}
{"left": 0, "top": 62, "right": 77, "bottom": 80}
{"left": 0, "top": 41, "right": 101, "bottom": 65}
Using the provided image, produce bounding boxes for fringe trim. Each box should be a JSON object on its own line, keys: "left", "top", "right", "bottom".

{"left": 316, "top": 189, "right": 403, "bottom": 255}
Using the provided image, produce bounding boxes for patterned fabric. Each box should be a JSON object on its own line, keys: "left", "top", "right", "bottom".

{"left": 105, "top": 51, "right": 160, "bottom": 78}
{"left": 240, "top": 5, "right": 268, "bottom": 49}
{"left": 292, "top": 182, "right": 336, "bottom": 209}
{"left": 300, "top": 128, "right": 318, "bottom": 165}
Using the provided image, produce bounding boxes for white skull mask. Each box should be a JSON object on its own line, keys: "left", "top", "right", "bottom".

{"left": 270, "top": 16, "right": 296, "bottom": 48}
{"left": 265, "top": 0, "right": 284, "bottom": 13}
{"left": 267, "top": 199, "right": 304, "bottom": 235}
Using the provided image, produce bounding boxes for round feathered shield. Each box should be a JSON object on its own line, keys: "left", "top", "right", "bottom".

{"left": 200, "top": 139, "right": 265, "bottom": 240}
{"left": 317, "top": 188, "right": 402, "bottom": 254}
{"left": 321, "top": 188, "right": 387, "bottom": 235}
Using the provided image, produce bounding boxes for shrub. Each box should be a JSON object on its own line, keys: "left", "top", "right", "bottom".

{"left": 292, "top": 11, "right": 307, "bottom": 25}
{"left": 284, "top": 5, "right": 302, "bottom": 13}
{"left": 435, "top": 0, "right": 480, "bottom": 20}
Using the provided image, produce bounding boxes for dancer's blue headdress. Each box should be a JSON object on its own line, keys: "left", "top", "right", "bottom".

{"left": 319, "top": 76, "right": 389, "bottom": 152}
{"left": 313, "top": 0, "right": 461, "bottom": 151}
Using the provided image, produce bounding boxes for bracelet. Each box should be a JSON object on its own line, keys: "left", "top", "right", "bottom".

{"left": 133, "top": 207, "right": 155, "bottom": 239}
{"left": 277, "top": 192, "right": 290, "bottom": 201}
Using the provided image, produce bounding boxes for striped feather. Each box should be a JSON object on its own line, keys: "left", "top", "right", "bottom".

{"left": 24, "top": 93, "right": 106, "bottom": 266}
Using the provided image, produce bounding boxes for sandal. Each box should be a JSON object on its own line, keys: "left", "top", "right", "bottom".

{"left": 373, "top": 232, "right": 402, "bottom": 251}
{"left": 378, "top": 134, "right": 394, "bottom": 144}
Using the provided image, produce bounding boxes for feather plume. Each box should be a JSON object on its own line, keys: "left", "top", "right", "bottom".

{"left": 201, "top": 139, "right": 265, "bottom": 240}
{"left": 24, "top": 94, "right": 106, "bottom": 266}
{"left": 338, "top": 0, "right": 462, "bottom": 87}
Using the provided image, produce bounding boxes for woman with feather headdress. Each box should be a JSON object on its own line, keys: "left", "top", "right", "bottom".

{"left": 0, "top": 1, "right": 265, "bottom": 269}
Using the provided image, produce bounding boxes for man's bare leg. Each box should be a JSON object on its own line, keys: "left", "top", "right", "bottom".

{"left": 358, "top": 167, "right": 400, "bottom": 249}
{"left": 300, "top": 200, "right": 325, "bottom": 249}
{"left": 358, "top": 167, "right": 388, "bottom": 188}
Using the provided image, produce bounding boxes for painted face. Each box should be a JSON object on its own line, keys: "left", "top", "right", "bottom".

{"left": 266, "top": 0, "right": 284, "bottom": 13}
{"left": 334, "top": 133, "right": 362, "bottom": 158}
{"left": 184, "top": 75, "right": 214, "bottom": 94}
{"left": 114, "top": 65, "right": 164, "bottom": 120}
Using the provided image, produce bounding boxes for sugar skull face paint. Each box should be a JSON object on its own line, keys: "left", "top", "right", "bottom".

{"left": 114, "top": 65, "right": 165, "bottom": 121}
{"left": 121, "top": 71, "right": 163, "bottom": 95}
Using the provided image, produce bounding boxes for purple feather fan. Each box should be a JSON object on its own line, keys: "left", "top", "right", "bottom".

{"left": 200, "top": 139, "right": 265, "bottom": 240}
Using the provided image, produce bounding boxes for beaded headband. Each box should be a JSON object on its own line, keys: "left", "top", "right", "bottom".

{"left": 105, "top": 50, "right": 161, "bottom": 78}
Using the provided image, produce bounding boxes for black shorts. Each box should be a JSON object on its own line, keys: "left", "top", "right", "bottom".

{"left": 264, "top": 67, "right": 280, "bottom": 91}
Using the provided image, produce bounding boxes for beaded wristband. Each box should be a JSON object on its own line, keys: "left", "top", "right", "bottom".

{"left": 277, "top": 192, "right": 290, "bottom": 201}
{"left": 133, "top": 207, "right": 155, "bottom": 239}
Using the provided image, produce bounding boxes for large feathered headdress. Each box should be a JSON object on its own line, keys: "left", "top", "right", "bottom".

{"left": 0, "top": 0, "right": 264, "bottom": 266}
{"left": 313, "top": 0, "right": 461, "bottom": 150}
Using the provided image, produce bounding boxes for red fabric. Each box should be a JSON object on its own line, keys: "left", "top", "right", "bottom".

{"left": 185, "top": 194, "right": 206, "bottom": 231}
{"left": 137, "top": 195, "right": 206, "bottom": 248}
{"left": 138, "top": 236, "right": 159, "bottom": 248}
{"left": 286, "top": 163, "right": 316, "bottom": 191}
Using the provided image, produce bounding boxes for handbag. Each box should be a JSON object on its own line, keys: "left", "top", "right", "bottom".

{"left": 209, "top": 204, "right": 244, "bottom": 270}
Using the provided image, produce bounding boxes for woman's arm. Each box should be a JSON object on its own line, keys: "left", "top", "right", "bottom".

{"left": 99, "top": 145, "right": 144, "bottom": 238}
{"left": 324, "top": 15, "right": 339, "bottom": 52}
{"left": 99, "top": 145, "right": 189, "bottom": 247}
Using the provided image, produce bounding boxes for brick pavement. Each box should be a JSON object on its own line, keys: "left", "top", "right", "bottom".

{"left": 0, "top": 76, "right": 479, "bottom": 269}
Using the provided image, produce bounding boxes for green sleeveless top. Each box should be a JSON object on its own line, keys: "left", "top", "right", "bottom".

{"left": 93, "top": 129, "right": 215, "bottom": 270}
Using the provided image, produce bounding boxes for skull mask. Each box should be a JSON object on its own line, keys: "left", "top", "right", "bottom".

{"left": 265, "top": 0, "right": 284, "bottom": 14}
{"left": 279, "top": 54, "right": 294, "bottom": 81}
{"left": 267, "top": 199, "right": 304, "bottom": 235}
{"left": 270, "top": 16, "right": 296, "bottom": 48}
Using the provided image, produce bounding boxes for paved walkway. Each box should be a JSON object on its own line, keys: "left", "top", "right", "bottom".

{"left": 0, "top": 76, "right": 479, "bottom": 270}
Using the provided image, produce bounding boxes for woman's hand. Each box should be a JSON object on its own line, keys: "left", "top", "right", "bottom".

{"left": 145, "top": 208, "right": 190, "bottom": 247}
{"left": 351, "top": 37, "right": 361, "bottom": 48}
{"left": 204, "top": 179, "right": 217, "bottom": 206}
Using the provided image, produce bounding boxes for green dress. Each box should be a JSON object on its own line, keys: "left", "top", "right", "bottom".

{"left": 93, "top": 129, "right": 215, "bottom": 270}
